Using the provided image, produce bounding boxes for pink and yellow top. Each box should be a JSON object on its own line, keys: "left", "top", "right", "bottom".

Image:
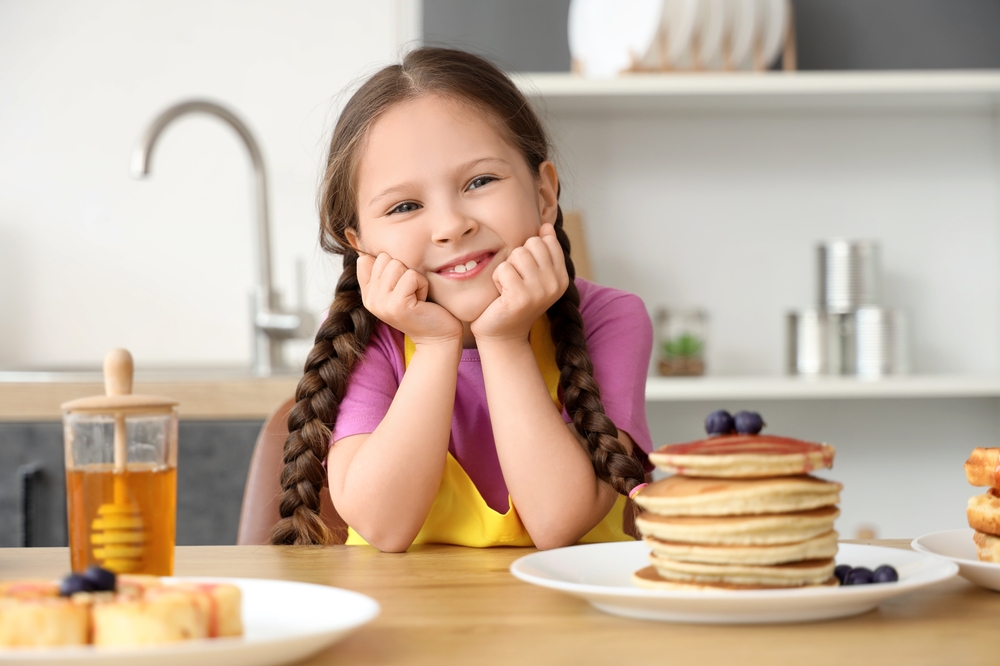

{"left": 331, "top": 278, "right": 654, "bottom": 547}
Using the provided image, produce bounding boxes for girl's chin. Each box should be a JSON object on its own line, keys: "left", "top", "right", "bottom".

{"left": 430, "top": 295, "right": 496, "bottom": 325}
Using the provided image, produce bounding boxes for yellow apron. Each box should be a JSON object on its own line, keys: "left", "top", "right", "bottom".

{"left": 345, "top": 316, "right": 632, "bottom": 548}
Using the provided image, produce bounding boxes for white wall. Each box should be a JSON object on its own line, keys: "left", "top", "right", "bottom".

{"left": 539, "top": 103, "right": 1000, "bottom": 539}
{"left": 0, "top": 0, "right": 419, "bottom": 369}
{"left": 548, "top": 108, "right": 1000, "bottom": 376}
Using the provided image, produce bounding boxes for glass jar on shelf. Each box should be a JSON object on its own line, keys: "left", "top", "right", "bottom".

{"left": 655, "top": 308, "right": 708, "bottom": 377}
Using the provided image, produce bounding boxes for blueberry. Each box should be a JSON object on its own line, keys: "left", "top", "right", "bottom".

{"left": 733, "top": 411, "right": 765, "bottom": 435}
{"left": 834, "top": 564, "right": 852, "bottom": 584}
{"left": 82, "top": 565, "right": 116, "bottom": 592}
{"left": 59, "top": 573, "right": 96, "bottom": 596}
{"left": 705, "top": 410, "right": 735, "bottom": 436}
{"left": 873, "top": 565, "right": 898, "bottom": 583}
{"left": 843, "top": 567, "right": 874, "bottom": 585}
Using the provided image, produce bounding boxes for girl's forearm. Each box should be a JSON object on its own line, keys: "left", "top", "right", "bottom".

{"left": 478, "top": 339, "right": 617, "bottom": 549}
{"left": 329, "top": 339, "right": 461, "bottom": 551}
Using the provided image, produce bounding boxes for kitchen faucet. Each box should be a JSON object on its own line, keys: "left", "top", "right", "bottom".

{"left": 130, "top": 100, "right": 313, "bottom": 376}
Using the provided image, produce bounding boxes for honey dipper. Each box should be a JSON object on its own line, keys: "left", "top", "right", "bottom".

{"left": 89, "top": 349, "right": 145, "bottom": 573}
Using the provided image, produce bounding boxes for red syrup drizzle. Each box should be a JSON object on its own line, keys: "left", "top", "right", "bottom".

{"left": 657, "top": 434, "right": 834, "bottom": 473}
{"left": 3, "top": 581, "right": 57, "bottom": 597}
{"left": 195, "top": 584, "right": 220, "bottom": 638}
{"left": 993, "top": 450, "right": 1000, "bottom": 489}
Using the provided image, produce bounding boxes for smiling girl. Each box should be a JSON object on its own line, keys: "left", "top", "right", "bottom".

{"left": 271, "top": 47, "right": 653, "bottom": 552}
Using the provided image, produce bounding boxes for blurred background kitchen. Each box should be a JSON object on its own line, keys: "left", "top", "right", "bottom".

{"left": 3, "top": 0, "right": 1000, "bottom": 547}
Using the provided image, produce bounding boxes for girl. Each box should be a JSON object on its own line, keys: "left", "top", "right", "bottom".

{"left": 271, "top": 47, "right": 653, "bottom": 552}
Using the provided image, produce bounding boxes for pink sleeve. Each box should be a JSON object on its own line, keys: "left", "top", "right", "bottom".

{"left": 575, "top": 279, "right": 654, "bottom": 470}
{"left": 329, "top": 323, "right": 405, "bottom": 445}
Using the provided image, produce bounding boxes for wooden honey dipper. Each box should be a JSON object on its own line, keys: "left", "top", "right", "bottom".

{"left": 89, "top": 349, "right": 146, "bottom": 573}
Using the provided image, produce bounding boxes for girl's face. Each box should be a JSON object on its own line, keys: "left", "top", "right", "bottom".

{"left": 349, "top": 94, "right": 559, "bottom": 323}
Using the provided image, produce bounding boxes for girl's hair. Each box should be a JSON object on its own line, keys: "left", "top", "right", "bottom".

{"left": 270, "top": 46, "right": 646, "bottom": 545}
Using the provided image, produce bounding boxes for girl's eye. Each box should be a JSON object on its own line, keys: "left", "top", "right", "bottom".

{"left": 468, "top": 175, "right": 497, "bottom": 191}
{"left": 389, "top": 201, "right": 420, "bottom": 215}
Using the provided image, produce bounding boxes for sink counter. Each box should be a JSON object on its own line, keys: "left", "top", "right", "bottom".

{"left": 0, "top": 371, "right": 299, "bottom": 420}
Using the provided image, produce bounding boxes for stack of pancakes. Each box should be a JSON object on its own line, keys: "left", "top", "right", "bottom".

{"left": 631, "top": 433, "right": 842, "bottom": 590}
{"left": 965, "top": 447, "right": 1000, "bottom": 562}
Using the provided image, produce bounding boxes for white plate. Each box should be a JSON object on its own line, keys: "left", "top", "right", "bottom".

{"left": 0, "top": 577, "right": 380, "bottom": 666}
{"left": 911, "top": 528, "right": 1000, "bottom": 591}
{"left": 660, "top": 0, "right": 700, "bottom": 68}
{"left": 726, "top": 0, "right": 758, "bottom": 69}
{"left": 569, "top": 0, "right": 663, "bottom": 78}
{"left": 695, "top": 0, "right": 726, "bottom": 67}
{"left": 758, "top": 0, "right": 788, "bottom": 69}
{"left": 510, "top": 541, "right": 957, "bottom": 624}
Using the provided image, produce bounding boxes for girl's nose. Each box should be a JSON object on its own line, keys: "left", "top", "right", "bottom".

{"left": 431, "top": 205, "right": 477, "bottom": 244}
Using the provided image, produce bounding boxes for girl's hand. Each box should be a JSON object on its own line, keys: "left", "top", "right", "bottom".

{"left": 471, "top": 223, "right": 569, "bottom": 344}
{"left": 357, "top": 252, "right": 463, "bottom": 346}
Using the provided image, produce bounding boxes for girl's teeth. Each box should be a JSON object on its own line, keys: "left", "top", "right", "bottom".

{"left": 451, "top": 259, "right": 478, "bottom": 274}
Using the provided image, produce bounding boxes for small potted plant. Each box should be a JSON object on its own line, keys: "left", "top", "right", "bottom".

{"left": 655, "top": 309, "right": 707, "bottom": 377}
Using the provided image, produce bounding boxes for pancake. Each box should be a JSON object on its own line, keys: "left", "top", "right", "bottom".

{"left": 644, "top": 530, "right": 839, "bottom": 566}
{"left": 635, "top": 505, "right": 840, "bottom": 546}
{"left": 631, "top": 566, "right": 839, "bottom": 591}
{"left": 965, "top": 447, "right": 1000, "bottom": 488}
{"left": 648, "top": 434, "right": 835, "bottom": 478}
{"left": 967, "top": 489, "right": 1000, "bottom": 536}
{"left": 93, "top": 582, "right": 243, "bottom": 645}
{"left": 92, "top": 589, "right": 210, "bottom": 646}
{"left": 634, "top": 475, "right": 841, "bottom": 517}
{"left": 648, "top": 552, "right": 837, "bottom": 587}
{"left": 0, "top": 580, "right": 90, "bottom": 647}
{"left": 973, "top": 530, "right": 1000, "bottom": 563}
{"left": 0, "top": 596, "right": 90, "bottom": 647}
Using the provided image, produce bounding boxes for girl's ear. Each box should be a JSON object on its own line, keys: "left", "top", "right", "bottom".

{"left": 537, "top": 160, "right": 560, "bottom": 226}
{"left": 345, "top": 228, "right": 362, "bottom": 253}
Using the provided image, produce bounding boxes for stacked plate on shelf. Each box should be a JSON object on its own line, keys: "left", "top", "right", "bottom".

{"left": 568, "top": 0, "right": 790, "bottom": 78}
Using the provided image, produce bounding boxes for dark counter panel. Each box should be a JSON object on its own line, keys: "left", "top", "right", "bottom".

{"left": 0, "top": 420, "right": 263, "bottom": 548}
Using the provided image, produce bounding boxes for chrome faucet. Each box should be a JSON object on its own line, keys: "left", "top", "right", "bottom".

{"left": 130, "top": 100, "right": 313, "bottom": 376}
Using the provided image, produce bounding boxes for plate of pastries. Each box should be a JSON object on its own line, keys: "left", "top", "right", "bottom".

{"left": 0, "top": 567, "right": 379, "bottom": 665}
{"left": 511, "top": 410, "right": 958, "bottom": 623}
{"left": 911, "top": 446, "right": 1000, "bottom": 591}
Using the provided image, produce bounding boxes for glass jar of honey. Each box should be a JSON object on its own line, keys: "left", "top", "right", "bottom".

{"left": 61, "top": 349, "right": 178, "bottom": 575}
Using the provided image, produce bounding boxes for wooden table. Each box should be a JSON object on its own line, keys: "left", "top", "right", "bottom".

{"left": 1, "top": 541, "right": 996, "bottom": 665}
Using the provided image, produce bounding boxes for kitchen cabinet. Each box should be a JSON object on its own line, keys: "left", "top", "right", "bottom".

{"left": 0, "top": 420, "right": 262, "bottom": 548}
{"left": 514, "top": 71, "right": 1000, "bottom": 540}
{"left": 0, "top": 375, "right": 294, "bottom": 547}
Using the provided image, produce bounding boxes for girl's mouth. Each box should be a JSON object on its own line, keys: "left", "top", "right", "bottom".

{"left": 434, "top": 252, "right": 495, "bottom": 280}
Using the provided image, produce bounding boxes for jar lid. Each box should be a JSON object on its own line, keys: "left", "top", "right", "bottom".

{"left": 61, "top": 349, "right": 178, "bottom": 414}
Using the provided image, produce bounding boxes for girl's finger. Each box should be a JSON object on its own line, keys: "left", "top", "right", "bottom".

{"left": 539, "top": 222, "right": 556, "bottom": 239}
{"left": 370, "top": 252, "right": 393, "bottom": 282}
{"left": 506, "top": 246, "right": 539, "bottom": 282}
{"left": 380, "top": 259, "right": 408, "bottom": 293}
{"left": 414, "top": 271, "right": 429, "bottom": 302}
{"left": 393, "top": 269, "right": 424, "bottom": 303}
{"left": 356, "top": 253, "right": 375, "bottom": 290}
{"left": 541, "top": 231, "right": 565, "bottom": 270}
{"left": 522, "top": 235, "right": 554, "bottom": 273}
{"left": 492, "top": 260, "right": 521, "bottom": 293}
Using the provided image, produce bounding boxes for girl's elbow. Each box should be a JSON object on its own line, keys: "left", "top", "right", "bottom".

{"left": 371, "top": 538, "right": 412, "bottom": 553}
{"left": 350, "top": 523, "right": 415, "bottom": 553}
{"left": 530, "top": 529, "right": 579, "bottom": 551}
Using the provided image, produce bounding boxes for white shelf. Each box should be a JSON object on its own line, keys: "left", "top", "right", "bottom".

{"left": 513, "top": 70, "right": 1000, "bottom": 113}
{"left": 644, "top": 375, "right": 1000, "bottom": 401}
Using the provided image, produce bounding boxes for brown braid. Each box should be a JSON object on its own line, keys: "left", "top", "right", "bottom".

{"left": 547, "top": 207, "right": 647, "bottom": 498}
{"left": 270, "top": 251, "right": 376, "bottom": 545}
{"left": 272, "top": 46, "right": 649, "bottom": 545}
